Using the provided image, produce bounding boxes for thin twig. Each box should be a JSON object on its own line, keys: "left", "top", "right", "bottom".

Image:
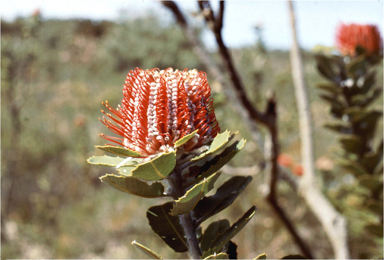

{"left": 161, "top": 1, "right": 261, "bottom": 140}
{"left": 163, "top": 1, "right": 314, "bottom": 258}
{"left": 288, "top": 2, "right": 349, "bottom": 259}
{"left": 197, "top": 1, "right": 314, "bottom": 257}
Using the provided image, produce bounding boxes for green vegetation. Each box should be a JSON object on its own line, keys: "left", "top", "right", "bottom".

{"left": 2, "top": 13, "right": 382, "bottom": 259}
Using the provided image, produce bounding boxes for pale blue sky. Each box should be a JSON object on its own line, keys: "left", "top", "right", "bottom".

{"left": 2, "top": 0, "right": 383, "bottom": 50}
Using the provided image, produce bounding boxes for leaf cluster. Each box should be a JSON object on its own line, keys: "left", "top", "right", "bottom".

{"left": 88, "top": 130, "right": 256, "bottom": 258}
{"left": 315, "top": 48, "right": 383, "bottom": 238}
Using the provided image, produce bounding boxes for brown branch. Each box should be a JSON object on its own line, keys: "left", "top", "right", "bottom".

{"left": 161, "top": 0, "right": 261, "bottom": 140}
{"left": 163, "top": 1, "right": 314, "bottom": 257}
{"left": 198, "top": 0, "right": 268, "bottom": 125}
{"left": 263, "top": 96, "right": 314, "bottom": 259}
{"left": 288, "top": 1, "right": 349, "bottom": 259}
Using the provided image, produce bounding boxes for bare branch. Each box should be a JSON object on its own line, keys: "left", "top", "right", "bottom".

{"left": 288, "top": 2, "right": 349, "bottom": 259}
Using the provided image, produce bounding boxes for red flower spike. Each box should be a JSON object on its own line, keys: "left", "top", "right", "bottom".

{"left": 100, "top": 68, "right": 220, "bottom": 157}
{"left": 336, "top": 23, "right": 382, "bottom": 57}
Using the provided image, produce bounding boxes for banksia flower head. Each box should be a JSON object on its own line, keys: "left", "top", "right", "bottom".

{"left": 100, "top": 68, "right": 220, "bottom": 157}
{"left": 336, "top": 23, "right": 382, "bottom": 57}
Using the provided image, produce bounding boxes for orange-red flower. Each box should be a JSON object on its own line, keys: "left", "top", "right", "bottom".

{"left": 336, "top": 23, "right": 382, "bottom": 56}
{"left": 292, "top": 164, "right": 303, "bottom": 177}
{"left": 100, "top": 68, "right": 220, "bottom": 157}
{"left": 277, "top": 154, "right": 293, "bottom": 168}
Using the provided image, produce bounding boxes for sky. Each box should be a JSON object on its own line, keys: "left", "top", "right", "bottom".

{"left": 1, "top": 0, "right": 383, "bottom": 50}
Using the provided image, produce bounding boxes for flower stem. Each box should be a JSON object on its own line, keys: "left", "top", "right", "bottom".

{"left": 180, "top": 212, "right": 202, "bottom": 259}
{"left": 169, "top": 170, "right": 202, "bottom": 259}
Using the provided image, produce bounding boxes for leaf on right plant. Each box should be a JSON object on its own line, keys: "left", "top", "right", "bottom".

{"left": 146, "top": 202, "right": 188, "bottom": 252}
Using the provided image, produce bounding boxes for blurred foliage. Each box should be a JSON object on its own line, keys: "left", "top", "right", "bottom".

{"left": 1, "top": 10, "right": 383, "bottom": 259}
{"left": 315, "top": 47, "right": 383, "bottom": 258}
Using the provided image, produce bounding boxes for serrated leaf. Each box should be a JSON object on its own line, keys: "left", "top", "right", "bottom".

{"left": 194, "top": 176, "right": 253, "bottom": 225}
{"left": 201, "top": 219, "right": 231, "bottom": 252}
{"left": 95, "top": 145, "right": 143, "bottom": 157}
{"left": 132, "top": 152, "right": 176, "bottom": 181}
{"left": 147, "top": 202, "right": 188, "bottom": 252}
{"left": 204, "top": 252, "right": 229, "bottom": 259}
{"left": 175, "top": 129, "right": 198, "bottom": 148}
{"left": 255, "top": 253, "right": 267, "bottom": 259}
{"left": 117, "top": 165, "right": 136, "bottom": 176}
{"left": 131, "top": 240, "right": 163, "bottom": 259}
{"left": 87, "top": 155, "right": 138, "bottom": 167}
{"left": 192, "top": 130, "right": 232, "bottom": 161}
{"left": 189, "top": 139, "right": 246, "bottom": 188}
{"left": 170, "top": 172, "right": 221, "bottom": 216}
{"left": 100, "top": 174, "right": 165, "bottom": 198}
{"left": 202, "top": 206, "right": 257, "bottom": 258}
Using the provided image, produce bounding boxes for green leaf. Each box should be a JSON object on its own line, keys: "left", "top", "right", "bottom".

{"left": 87, "top": 155, "right": 138, "bottom": 167}
{"left": 316, "top": 55, "right": 337, "bottom": 81}
{"left": 131, "top": 240, "right": 163, "bottom": 259}
{"left": 346, "top": 55, "right": 366, "bottom": 75}
{"left": 255, "top": 253, "right": 267, "bottom": 259}
{"left": 194, "top": 176, "right": 253, "bottom": 225}
{"left": 190, "top": 139, "right": 246, "bottom": 187}
{"left": 316, "top": 83, "right": 342, "bottom": 94}
{"left": 365, "top": 223, "right": 383, "bottom": 237}
{"left": 132, "top": 151, "right": 176, "bottom": 181}
{"left": 338, "top": 159, "right": 368, "bottom": 176}
{"left": 100, "top": 174, "right": 165, "bottom": 198}
{"left": 170, "top": 172, "right": 221, "bottom": 216}
{"left": 202, "top": 206, "right": 257, "bottom": 258}
{"left": 324, "top": 122, "right": 351, "bottom": 134}
{"left": 117, "top": 165, "right": 137, "bottom": 176}
{"left": 201, "top": 219, "right": 231, "bottom": 252}
{"left": 204, "top": 253, "right": 229, "bottom": 259}
{"left": 357, "top": 174, "right": 383, "bottom": 191}
{"left": 359, "top": 71, "right": 376, "bottom": 95}
{"left": 146, "top": 202, "right": 188, "bottom": 252}
{"left": 366, "top": 200, "right": 383, "bottom": 215}
{"left": 192, "top": 130, "right": 232, "bottom": 161}
{"left": 95, "top": 145, "right": 143, "bottom": 157}
{"left": 360, "top": 141, "right": 383, "bottom": 173}
{"left": 339, "top": 135, "right": 363, "bottom": 154}
{"left": 175, "top": 129, "right": 198, "bottom": 148}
